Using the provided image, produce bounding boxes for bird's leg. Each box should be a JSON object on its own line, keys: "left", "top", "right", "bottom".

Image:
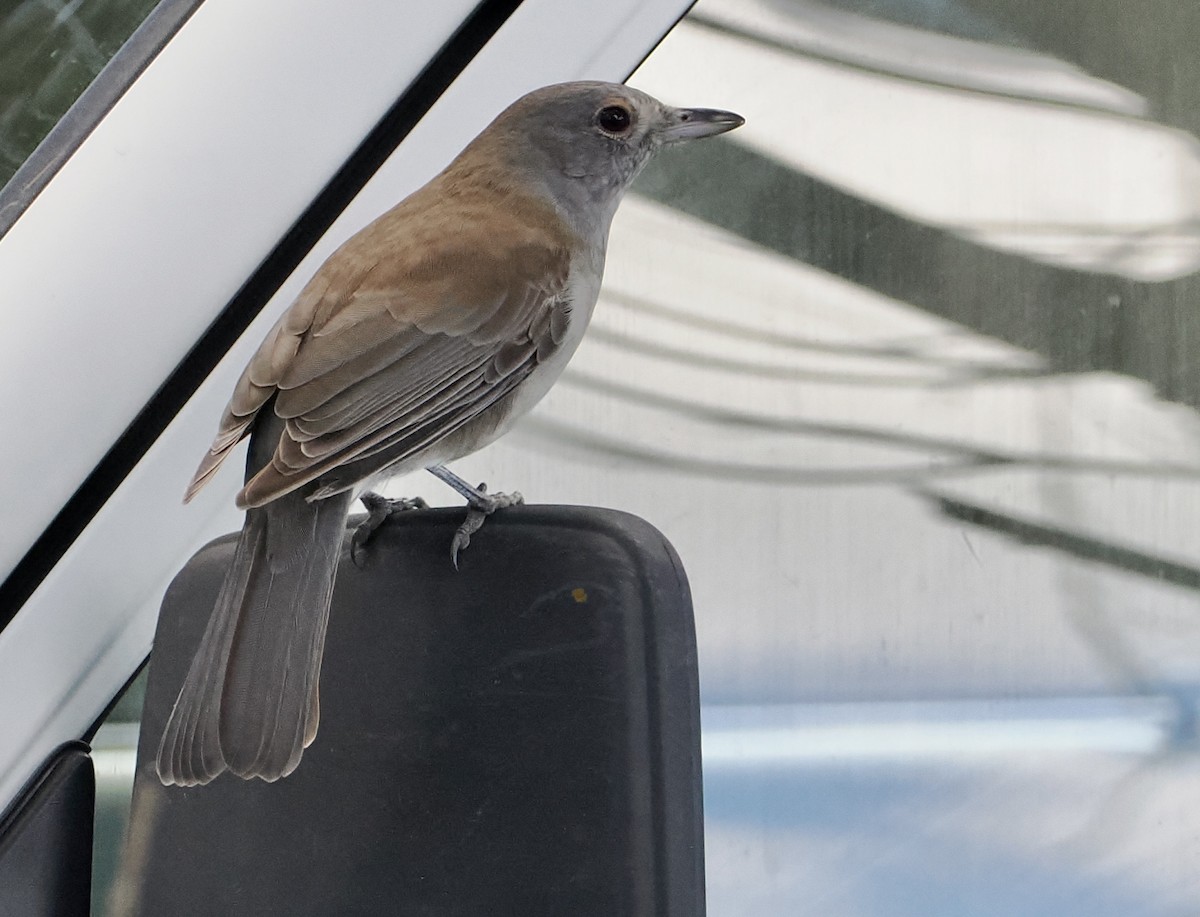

{"left": 350, "top": 491, "right": 429, "bottom": 568}
{"left": 427, "top": 464, "right": 524, "bottom": 568}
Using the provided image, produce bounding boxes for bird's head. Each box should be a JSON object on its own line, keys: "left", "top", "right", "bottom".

{"left": 465, "top": 81, "right": 744, "bottom": 234}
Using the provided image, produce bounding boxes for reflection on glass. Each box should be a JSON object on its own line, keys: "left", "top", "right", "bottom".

{"left": 0, "top": 0, "right": 161, "bottom": 190}
{"left": 434, "top": 0, "right": 1200, "bottom": 913}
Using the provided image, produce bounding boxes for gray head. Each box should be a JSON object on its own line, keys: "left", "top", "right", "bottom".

{"left": 464, "top": 81, "right": 744, "bottom": 234}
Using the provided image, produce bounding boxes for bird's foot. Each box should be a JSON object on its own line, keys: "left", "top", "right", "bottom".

{"left": 427, "top": 465, "right": 524, "bottom": 569}
{"left": 350, "top": 491, "right": 429, "bottom": 568}
{"left": 451, "top": 483, "right": 524, "bottom": 569}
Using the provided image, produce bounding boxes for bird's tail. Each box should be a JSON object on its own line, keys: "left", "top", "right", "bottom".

{"left": 155, "top": 488, "right": 354, "bottom": 786}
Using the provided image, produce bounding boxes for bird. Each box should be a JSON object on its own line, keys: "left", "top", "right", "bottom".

{"left": 155, "top": 80, "right": 743, "bottom": 787}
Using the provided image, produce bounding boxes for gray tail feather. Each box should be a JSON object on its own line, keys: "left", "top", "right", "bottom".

{"left": 155, "top": 488, "right": 354, "bottom": 786}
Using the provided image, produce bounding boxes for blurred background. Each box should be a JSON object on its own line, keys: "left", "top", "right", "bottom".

{"left": 507, "top": 1, "right": 1200, "bottom": 913}
{"left": 10, "top": 0, "right": 1200, "bottom": 913}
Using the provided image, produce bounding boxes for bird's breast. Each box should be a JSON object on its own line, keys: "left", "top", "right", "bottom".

{"left": 495, "top": 258, "right": 602, "bottom": 428}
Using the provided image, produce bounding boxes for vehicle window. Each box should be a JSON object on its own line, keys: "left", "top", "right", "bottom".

{"left": 0, "top": 0, "right": 161, "bottom": 189}
{"left": 607, "top": 0, "right": 1200, "bottom": 913}
{"left": 0, "top": 0, "right": 204, "bottom": 239}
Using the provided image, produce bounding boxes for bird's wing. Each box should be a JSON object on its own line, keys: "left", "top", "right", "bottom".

{"left": 183, "top": 188, "right": 577, "bottom": 506}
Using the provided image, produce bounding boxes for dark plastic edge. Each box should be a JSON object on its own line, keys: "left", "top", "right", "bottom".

{"left": 0, "top": 741, "right": 93, "bottom": 846}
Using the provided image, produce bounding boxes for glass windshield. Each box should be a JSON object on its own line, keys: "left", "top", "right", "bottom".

{"left": 609, "top": 0, "right": 1200, "bottom": 913}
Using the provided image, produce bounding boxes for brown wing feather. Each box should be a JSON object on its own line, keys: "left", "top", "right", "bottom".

{"left": 240, "top": 279, "right": 567, "bottom": 508}
{"left": 182, "top": 167, "right": 578, "bottom": 506}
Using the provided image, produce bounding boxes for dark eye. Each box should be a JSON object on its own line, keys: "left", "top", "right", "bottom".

{"left": 596, "top": 105, "right": 632, "bottom": 135}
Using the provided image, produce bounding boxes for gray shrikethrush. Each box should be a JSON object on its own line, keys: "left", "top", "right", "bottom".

{"left": 156, "top": 80, "right": 743, "bottom": 786}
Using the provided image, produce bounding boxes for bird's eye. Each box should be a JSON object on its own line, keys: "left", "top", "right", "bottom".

{"left": 596, "top": 105, "right": 633, "bottom": 136}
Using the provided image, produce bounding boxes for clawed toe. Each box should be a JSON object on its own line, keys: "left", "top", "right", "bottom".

{"left": 449, "top": 515, "right": 481, "bottom": 570}
{"left": 350, "top": 492, "right": 429, "bottom": 567}
{"left": 424, "top": 468, "right": 525, "bottom": 569}
{"left": 449, "top": 482, "right": 525, "bottom": 569}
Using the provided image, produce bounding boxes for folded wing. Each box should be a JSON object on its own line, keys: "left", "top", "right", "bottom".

{"left": 183, "top": 183, "right": 577, "bottom": 507}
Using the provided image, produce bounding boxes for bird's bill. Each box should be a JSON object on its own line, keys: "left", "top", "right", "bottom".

{"left": 660, "top": 107, "right": 745, "bottom": 143}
